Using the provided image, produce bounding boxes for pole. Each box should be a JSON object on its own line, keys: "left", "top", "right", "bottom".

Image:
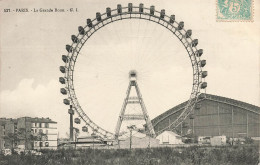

{"left": 91, "top": 132, "right": 97, "bottom": 160}
{"left": 181, "top": 123, "right": 183, "bottom": 136}
{"left": 127, "top": 125, "right": 135, "bottom": 150}
{"left": 232, "top": 107, "right": 234, "bottom": 139}
{"left": 246, "top": 113, "right": 248, "bottom": 137}
{"left": 25, "top": 117, "right": 27, "bottom": 150}
{"left": 218, "top": 103, "right": 220, "bottom": 135}
{"left": 69, "top": 105, "right": 74, "bottom": 141}
{"left": 130, "top": 129, "right": 132, "bottom": 150}
{"left": 118, "top": 139, "right": 120, "bottom": 149}
{"left": 93, "top": 137, "right": 94, "bottom": 149}
{"left": 148, "top": 134, "right": 150, "bottom": 148}
{"left": 74, "top": 132, "right": 76, "bottom": 149}
{"left": 93, "top": 135, "right": 96, "bottom": 161}
{"left": 70, "top": 114, "right": 73, "bottom": 141}
{"left": 168, "top": 118, "right": 170, "bottom": 129}
{"left": 192, "top": 119, "right": 194, "bottom": 134}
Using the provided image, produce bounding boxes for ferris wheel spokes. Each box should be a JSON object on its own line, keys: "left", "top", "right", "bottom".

{"left": 59, "top": 3, "right": 207, "bottom": 139}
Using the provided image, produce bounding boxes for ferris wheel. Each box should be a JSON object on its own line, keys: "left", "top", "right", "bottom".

{"left": 59, "top": 3, "right": 207, "bottom": 139}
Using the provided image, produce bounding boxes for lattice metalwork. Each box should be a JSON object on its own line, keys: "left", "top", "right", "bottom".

{"left": 59, "top": 3, "right": 207, "bottom": 139}
{"left": 115, "top": 70, "right": 155, "bottom": 138}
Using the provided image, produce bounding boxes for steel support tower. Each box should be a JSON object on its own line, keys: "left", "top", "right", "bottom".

{"left": 115, "top": 71, "right": 155, "bottom": 139}
{"left": 68, "top": 105, "right": 74, "bottom": 141}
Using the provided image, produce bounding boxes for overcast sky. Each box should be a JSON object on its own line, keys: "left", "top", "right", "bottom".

{"left": 1, "top": 0, "right": 259, "bottom": 137}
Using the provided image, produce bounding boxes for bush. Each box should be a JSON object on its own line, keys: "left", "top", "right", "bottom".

{"left": 0, "top": 145, "right": 259, "bottom": 165}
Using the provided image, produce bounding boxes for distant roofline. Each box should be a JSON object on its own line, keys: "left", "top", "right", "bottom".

{"left": 0, "top": 117, "right": 57, "bottom": 123}
{"left": 162, "top": 130, "right": 181, "bottom": 136}
{"left": 152, "top": 93, "right": 260, "bottom": 124}
{"left": 205, "top": 94, "right": 259, "bottom": 112}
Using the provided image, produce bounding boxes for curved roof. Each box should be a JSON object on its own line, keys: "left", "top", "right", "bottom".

{"left": 152, "top": 94, "right": 260, "bottom": 125}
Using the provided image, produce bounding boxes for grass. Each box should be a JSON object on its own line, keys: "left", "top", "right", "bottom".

{"left": 0, "top": 145, "right": 259, "bottom": 165}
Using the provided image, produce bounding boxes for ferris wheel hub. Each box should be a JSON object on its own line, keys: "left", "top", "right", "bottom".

{"left": 129, "top": 70, "right": 137, "bottom": 79}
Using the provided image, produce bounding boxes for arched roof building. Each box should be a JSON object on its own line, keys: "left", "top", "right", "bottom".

{"left": 152, "top": 94, "right": 260, "bottom": 138}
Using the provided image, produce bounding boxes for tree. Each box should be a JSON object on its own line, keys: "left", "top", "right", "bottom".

{"left": 15, "top": 128, "right": 37, "bottom": 150}
{"left": 3, "top": 132, "right": 19, "bottom": 150}
{"left": 127, "top": 125, "right": 136, "bottom": 150}
{"left": 17, "top": 128, "right": 29, "bottom": 149}
{"left": 29, "top": 134, "right": 38, "bottom": 149}
{"left": 3, "top": 128, "right": 47, "bottom": 150}
{"left": 3, "top": 128, "right": 30, "bottom": 150}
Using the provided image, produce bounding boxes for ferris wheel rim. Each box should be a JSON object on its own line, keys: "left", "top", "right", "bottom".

{"left": 61, "top": 4, "right": 207, "bottom": 139}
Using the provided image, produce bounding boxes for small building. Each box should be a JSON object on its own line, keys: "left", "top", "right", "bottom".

{"left": 198, "top": 136, "right": 211, "bottom": 145}
{"left": 119, "top": 135, "right": 159, "bottom": 149}
{"left": 59, "top": 136, "right": 114, "bottom": 149}
{"left": 156, "top": 131, "right": 183, "bottom": 145}
{"left": 60, "top": 136, "right": 105, "bottom": 149}
{"left": 210, "top": 135, "right": 226, "bottom": 146}
{"left": 0, "top": 117, "right": 58, "bottom": 150}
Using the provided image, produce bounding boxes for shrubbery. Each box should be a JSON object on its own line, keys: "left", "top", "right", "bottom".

{"left": 0, "top": 145, "right": 258, "bottom": 165}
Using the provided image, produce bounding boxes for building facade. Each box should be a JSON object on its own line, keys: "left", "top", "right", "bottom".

{"left": 152, "top": 94, "right": 260, "bottom": 138}
{"left": 0, "top": 117, "right": 58, "bottom": 150}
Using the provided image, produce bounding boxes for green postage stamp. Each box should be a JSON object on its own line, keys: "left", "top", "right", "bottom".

{"left": 217, "top": 0, "right": 253, "bottom": 21}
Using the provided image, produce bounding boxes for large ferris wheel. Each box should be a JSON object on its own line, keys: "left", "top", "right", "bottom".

{"left": 59, "top": 3, "right": 207, "bottom": 139}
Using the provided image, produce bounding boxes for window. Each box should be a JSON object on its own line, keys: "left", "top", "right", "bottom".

{"left": 39, "top": 123, "right": 42, "bottom": 128}
{"left": 35, "top": 123, "right": 37, "bottom": 127}
{"left": 45, "top": 123, "right": 49, "bottom": 128}
{"left": 35, "top": 142, "right": 37, "bottom": 146}
{"left": 45, "top": 142, "right": 49, "bottom": 147}
{"left": 35, "top": 129, "right": 37, "bottom": 133}
{"left": 39, "top": 142, "right": 43, "bottom": 147}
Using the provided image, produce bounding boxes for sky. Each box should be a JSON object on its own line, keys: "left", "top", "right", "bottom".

{"left": 0, "top": 0, "right": 259, "bottom": 138}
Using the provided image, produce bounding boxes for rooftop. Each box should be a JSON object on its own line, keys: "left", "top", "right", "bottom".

{"left": 152, "top": 93, "right": 260, "bottom": 125}
{"left": 0, "top": 117, "right": 57, "bottom": 123}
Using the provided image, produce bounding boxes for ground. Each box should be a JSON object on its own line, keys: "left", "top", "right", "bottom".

{"left": 0, "top": 145, "right": 259, "bottom": 165}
